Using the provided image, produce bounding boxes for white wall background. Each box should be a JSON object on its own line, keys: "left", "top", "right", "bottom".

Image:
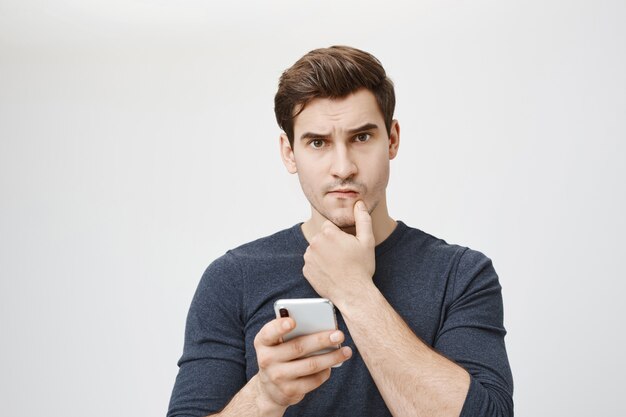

{"left": 1, "top": 1, "right": 624, "bottom": 416}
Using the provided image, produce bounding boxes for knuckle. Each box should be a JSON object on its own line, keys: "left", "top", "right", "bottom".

{"left": 306, "top": 357, "right": 319, "bottom": 373}
{"left": 291, "top": 340, "right": 305, "bottom": 357}
{"left": 255, "top": 322, "right": 276, "bottom": 347}
{"left": 257, "top": 352, "right": 270, "bottom": 369}
{"left": 254, "top": 327, "right": 265, "bottom": 341}
{"left": 274, "top": 320, "right": 285, "bottom": 334}
{"left": 253, "top": 335, "right": 263, "bottom": 350}
{"left": 269, "top": 367, "right": 285, "bottom": 384}
{"left": 280, "top": 384, "right": 296, "bottom": 398}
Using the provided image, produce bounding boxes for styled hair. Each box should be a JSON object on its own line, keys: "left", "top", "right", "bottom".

{"left": 274, "top": 45, "right": 395, "bottom": 147}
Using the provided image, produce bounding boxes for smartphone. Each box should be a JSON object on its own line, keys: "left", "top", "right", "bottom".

{"left": 273, "top": 298, "right": 342, "bottom": 365}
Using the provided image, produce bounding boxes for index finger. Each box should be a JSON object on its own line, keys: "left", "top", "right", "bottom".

{"left": 255, "top": 317, "right": 296, "bottom": 347}
{"left": 354, "top": 200, "right": 374, "bottom": 247}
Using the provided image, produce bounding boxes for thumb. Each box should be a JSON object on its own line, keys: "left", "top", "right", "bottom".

{"left": 354, "top": 200, "right": 374, "bottom": 246}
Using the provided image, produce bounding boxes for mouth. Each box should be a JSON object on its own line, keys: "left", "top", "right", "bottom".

{"left": 327, "top": 189, "right": 359, "bottom": 199}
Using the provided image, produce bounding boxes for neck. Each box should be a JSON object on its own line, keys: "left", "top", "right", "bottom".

{"left": 301, "top": 200, "right": 397, "bottom": 246}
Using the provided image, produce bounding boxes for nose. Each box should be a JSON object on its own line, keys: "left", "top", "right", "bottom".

{"left": 329, "top": 145, "right": 357, "bottom": 180}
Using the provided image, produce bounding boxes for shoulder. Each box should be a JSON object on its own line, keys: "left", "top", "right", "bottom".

{"left": 415, "top": 228, "right": 499, "bottom": 300}
{"left": 196, "top": 225, "right": 302, "bottom": 316}
{"left": 452, "top": 247, "right": 500, "bottom": 298}
{"left": 396, "top": 222, "right": 469, "bottom": 266}
{"left": 201, "top": 224, "right": 301, "bottom": 277}
{"left": 227, "top": 224, "right": 303, "bottom": 260}
{"left": 398, "top": 222, "right": 497, "bottom": 289}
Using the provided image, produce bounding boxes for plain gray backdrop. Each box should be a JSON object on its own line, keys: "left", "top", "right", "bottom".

{"left": 1, "top": 1, "right": 624, "bottom": 416}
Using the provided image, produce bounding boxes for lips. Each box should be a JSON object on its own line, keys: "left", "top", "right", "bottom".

{"left": 329, "top": 189, "right": 358, "bottom": 193}
{"left": 328, "top": 189, "right": 359, "bottom": 198}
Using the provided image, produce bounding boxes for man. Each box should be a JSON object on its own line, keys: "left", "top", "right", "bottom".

{"left": 168, "top": 46, "right": 513, "bottom": 417}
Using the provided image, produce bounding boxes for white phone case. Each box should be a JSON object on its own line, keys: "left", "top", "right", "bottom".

{"left": 273, "top": 298, "right": 342, "bottom": 366}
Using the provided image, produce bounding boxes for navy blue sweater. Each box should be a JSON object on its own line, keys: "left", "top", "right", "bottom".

{"left": 168, "top": 221, "right": 513, "bottom": 416}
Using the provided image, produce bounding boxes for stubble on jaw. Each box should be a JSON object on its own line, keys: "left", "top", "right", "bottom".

{"left": 315, "top": 199, "right": 379, "bottom": 235}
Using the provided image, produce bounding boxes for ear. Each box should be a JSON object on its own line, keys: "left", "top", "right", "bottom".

{"left": 388, "top": 119, "right": 400, "bottom": 160}
{"left": 279, "top": 133, "right": 298, "bottom": 174}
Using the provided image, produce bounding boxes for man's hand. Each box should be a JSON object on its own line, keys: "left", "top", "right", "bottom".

{"left": 302, "top": 200, "right": 376, "bottom": 305}
{"left": 252, "top": 317, "right": 353, "bottom": 410}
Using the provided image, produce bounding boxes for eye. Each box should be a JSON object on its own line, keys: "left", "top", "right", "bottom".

{"left": 309, "top": 139, "right": 325, "bottom": 149}
{"left": 355, "top": 133, "right": 371, "bottom": 142}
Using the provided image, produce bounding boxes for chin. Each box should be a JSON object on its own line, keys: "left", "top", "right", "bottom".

{"left": 328, "top": 214, "right": 355, "bottom": 229}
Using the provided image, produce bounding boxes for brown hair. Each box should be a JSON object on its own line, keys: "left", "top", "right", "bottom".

{"left": 274, "top": 45, "right": 395, "bottom": 147}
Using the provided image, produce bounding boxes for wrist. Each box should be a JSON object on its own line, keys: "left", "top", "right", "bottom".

{"left": 335, "top": 280, "right": 380, "bottom": 316}
{"left": 251, "top": 375, "right": 288, "bottom": 417}
{"left": 255, "top": 396, "right": 286, "bottom": 417}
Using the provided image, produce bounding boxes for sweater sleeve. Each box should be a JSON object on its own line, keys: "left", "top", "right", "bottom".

{"left": 167, "top": 252, "right": 247, "bottom": 417}
{"left": 434, "top": 248, "right": 514, "bottom": 417}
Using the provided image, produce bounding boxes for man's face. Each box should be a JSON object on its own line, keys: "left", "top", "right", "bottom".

{"left": 281, "top": 88, "right": 399, "bottom": 229}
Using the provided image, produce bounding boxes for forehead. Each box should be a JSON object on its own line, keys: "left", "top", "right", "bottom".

{"left": 293, "top": 89, "right": 384, "bottom": 134}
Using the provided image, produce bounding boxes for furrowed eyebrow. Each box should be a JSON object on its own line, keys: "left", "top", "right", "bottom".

{"left": 346, "top": 123, "right": 379, "bottom": 134}
{"left": 299, "top": 123, "right": 379, "bottom": 141}
{"left": 299, "top": 131, "right": 330, "bottom": 141}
